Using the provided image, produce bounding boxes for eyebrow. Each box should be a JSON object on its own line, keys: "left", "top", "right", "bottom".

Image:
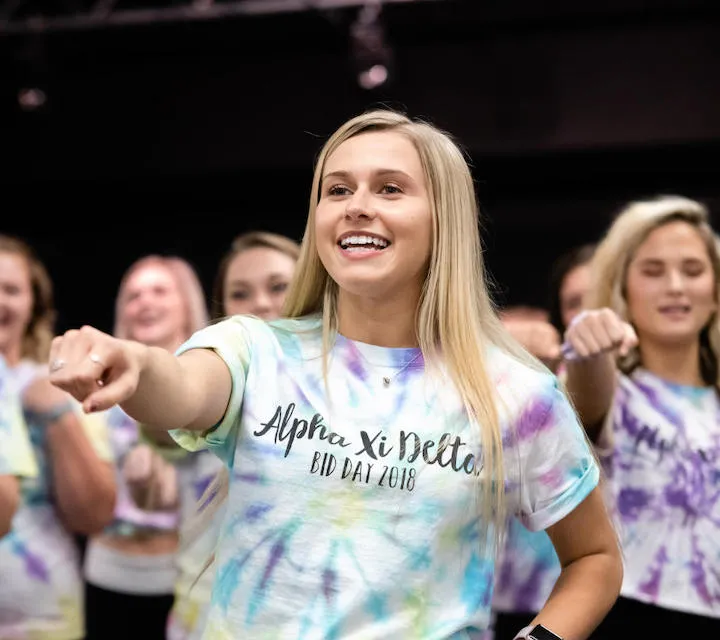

{"left": 637, "top": 257, "right": 706, "bottom": 265}
{"left": 322, "top": 169, "right": 413, "bottom": 182}
{"left": 228, "top": 273, "right": 290, "bottom": 286}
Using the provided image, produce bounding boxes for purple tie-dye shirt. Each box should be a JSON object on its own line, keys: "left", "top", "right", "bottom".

{"left": 171, "top": 315, "right": 598, "bottom": 639}
{"left": 602, "top": 368, "right": 720, "bottom": 619}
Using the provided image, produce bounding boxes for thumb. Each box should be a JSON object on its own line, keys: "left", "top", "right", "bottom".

{"left": 618, "top": 323, "right": 639, "bottom": 357}
{"left": 82, "top": 369, "right": 138, "bottom": 414}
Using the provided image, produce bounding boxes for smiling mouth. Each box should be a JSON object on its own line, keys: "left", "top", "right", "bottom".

{"left": 658, "top": 305, "right": 691, "bottom": 314}
{"left": 337, "top": 235, "right": 390, "bottom": 252}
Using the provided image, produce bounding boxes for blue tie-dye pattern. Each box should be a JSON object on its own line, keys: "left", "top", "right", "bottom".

{"left": 169, "top": 314, "right": 599, "bottom": 639}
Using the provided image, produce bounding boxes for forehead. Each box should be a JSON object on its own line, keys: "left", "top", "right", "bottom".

{"left": 323, "top": 131, "right": 422, "bottom": 176}
{"left": 562, "top": 264, "right": 590, "bottom": 291}
{"left": 0, "top": 251, "right": 30, "bottom": 279}
{"left": 227, "top": 247, "right": 296, "bottom": 279}
{"left": 126, "top": 264, "right": 177, "bottom": 290}
{"left": 634, "top": 220, "right": 710, "bottom": 259}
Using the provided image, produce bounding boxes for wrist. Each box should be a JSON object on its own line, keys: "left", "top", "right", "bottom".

{"left": 130, "top": 340, "right": 151, "bottom": 375}
{"left": 514, "top": 624, "right": 563, "bottom": 640}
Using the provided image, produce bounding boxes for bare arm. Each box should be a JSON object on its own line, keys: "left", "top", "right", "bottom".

{"left": 119, "top": 346, "right": 232, "bottom": 432}
{"left": 527, "top": 487, "right": 623, "bottom": 639}
{"left": 46, "top": 411, "right": 117, "bottom": 535}
{"left": 48, "top": 327, "right": 233, "bottom": 434}
{"left": 562, "top": 309, "right": 637, "bottom": 439}
{"left": 564, "top": 355, "right": 616, "bottom": 438}
{"left": 0, "top": 475, "right": 20, "bottom": 539}
{"left": 24, "top": 376, "right": 117, "bottom": 535}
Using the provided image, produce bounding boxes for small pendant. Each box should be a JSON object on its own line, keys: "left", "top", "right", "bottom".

{"left": 383, "top": 376, "right": 391, "bottom": 387}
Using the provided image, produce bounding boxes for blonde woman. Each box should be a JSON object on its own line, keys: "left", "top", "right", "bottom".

{"left": 0, "top": 234, "right": 116, "bottom": 640}
{"left": 49, "top": 110, "right": 621, "bottom": 640}
{"left": 83, "top": 255, "right": 209, "bottom": 640}
{"left": 562, "top": 195, "right": 720, "bottom": 636}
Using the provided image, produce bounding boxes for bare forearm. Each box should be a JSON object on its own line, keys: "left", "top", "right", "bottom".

{"left": 120, "top": 346, "right": 231, "bottom": 433}
{"left": 0, "top": 476, "right": 20, "bottom": 538}
{"left": 532, "top": 551, "right": 623, "bottom": 639}
{"left": 47, "top": 415, "right": 116, "bottom": 535}
{"left": 565, "top": 354, "right": 616, "bottom": 437}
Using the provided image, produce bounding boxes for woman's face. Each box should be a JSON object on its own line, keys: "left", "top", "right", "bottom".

{"left": 559, "top": 263, "right": 591, "bottom": 330}
{"left": 625, "top": 221, "right": 717, "bottom": 347}
{"left": 223, "top": 247, "right": 296, "bottom": 319}
{"left": 0, "top": 251, "right": 33, "bottom": 358}
{"left": 121, "top": 264, "right": 188, "bottom": 349}
{"left": 314, "top": 131, "right": 433, "bottom": 303}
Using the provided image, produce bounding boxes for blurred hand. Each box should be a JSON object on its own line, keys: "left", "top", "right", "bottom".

{"left": 123, "top": 444, "right": 178, "bottom": 512}
{"left": 48, "top": 326, "right": 146, "bottom": 413}
{"left": 563, "top": 308, "right": 638, "bottom": 361}
{"left": 504, "top": 318, "right": 562, "bottom": 367}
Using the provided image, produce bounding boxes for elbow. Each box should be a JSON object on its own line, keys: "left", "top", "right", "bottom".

{"left": 608, "top": 544, "right": 624, "bottom": 599}
{"left": 0, "top": 478, "right": 20, "bottom": 539}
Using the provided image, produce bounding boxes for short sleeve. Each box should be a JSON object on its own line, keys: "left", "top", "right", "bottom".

{"left": 169, "top": 317, "right": 252, "bottom": 468}
{"left": 0, "top": 400, "right": 37, "bottom": 479}
{"left": 514, "top": 376, "right": 600, "bottom": 532}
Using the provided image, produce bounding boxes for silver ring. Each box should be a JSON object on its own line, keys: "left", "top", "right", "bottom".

{"left": 50, "top": 358, "right": 66, "bottom": 373}
{"left": 89, "top": 353, "right": 104, "bottom": 367}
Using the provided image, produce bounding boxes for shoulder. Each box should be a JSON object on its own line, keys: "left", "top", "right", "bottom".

{"left": 488, "top": 347, "right": 560, "bottom": 413}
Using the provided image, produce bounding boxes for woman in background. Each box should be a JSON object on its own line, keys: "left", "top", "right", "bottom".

{"left": 564, "top": 196, "right": 720, "bottom": 636}
{"left": 83, "top": 254, "right": 208, "bottom": 640}
{"left": 0, "top": 234, "right": 116, "bottom": 640}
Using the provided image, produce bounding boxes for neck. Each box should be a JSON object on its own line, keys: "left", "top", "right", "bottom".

{"left": 336, "top": 289, "right": 420, "bottom": 347}
{"left": 638, "top": 337, "right": 705, "bottom": 387}
{"left": 1, "top": 343, "right": 22, "bottom": 367}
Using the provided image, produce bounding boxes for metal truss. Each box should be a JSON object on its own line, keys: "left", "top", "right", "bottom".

{"left": 0, "top": 0, "right": 445, "bottom": 35}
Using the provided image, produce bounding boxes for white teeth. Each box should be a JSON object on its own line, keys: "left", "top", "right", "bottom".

{"left": 339, "top": 235, "right": 389, "bottom": 249}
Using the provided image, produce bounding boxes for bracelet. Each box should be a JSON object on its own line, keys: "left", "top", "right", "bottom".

{"left": 514, "top": 626, "right": 533, "bottom": 640}
{"left": 24, "top": 402, "right": 75, "bottom": 426}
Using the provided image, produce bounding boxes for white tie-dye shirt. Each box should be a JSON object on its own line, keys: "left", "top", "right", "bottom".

{"left": 172, "top": 315, "right": 599, "bottom": 639}
{"left": 0, "top": 357, "right": 36, "bottom": 482}
{"left": 601, "top": 368, "right": 720, "bottom": 619}
{"left": 0, "top": 360, "right": 113, "bottom": 640}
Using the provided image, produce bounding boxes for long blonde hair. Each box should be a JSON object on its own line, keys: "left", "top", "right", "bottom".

{"left": 284, "top": 109, "right": 544, "bottom": 542}
{"left": 587, "top": 194, "right": 720, "bottom": 385}
{"left": 0, "top": 235, "right": 55, "bottom": 363}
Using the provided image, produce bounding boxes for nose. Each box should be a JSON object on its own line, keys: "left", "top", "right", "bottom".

{"left": 251, "top": 292, "right": 273, "bottom": 318}
{"left": 667, "top": 269, "right": 685, "bottom": 293}
{"left": 345, "top": 188, "right": 375, "bottom": 221}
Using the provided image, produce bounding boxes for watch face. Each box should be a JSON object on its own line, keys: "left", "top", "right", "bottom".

{"left": 529, "top": 625, "right": 562, "bottom": 640}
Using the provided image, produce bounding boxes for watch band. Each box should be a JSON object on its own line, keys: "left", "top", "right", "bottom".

{"left": 514, "top": 624, "right": 564, "bottom": 640}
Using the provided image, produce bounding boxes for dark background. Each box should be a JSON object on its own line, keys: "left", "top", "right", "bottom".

{"left": 1, "top": 0, "right": 719, "bottom": 334}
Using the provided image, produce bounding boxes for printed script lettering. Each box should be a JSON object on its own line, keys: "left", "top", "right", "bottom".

{"left": 253, "top": 403, "right": 482, "bottom": 492}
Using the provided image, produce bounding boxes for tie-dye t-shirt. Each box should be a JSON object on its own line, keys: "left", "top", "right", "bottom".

{"left": 171, "top": 315, "right": 599, "bottom": 639}
{"left": 491, "top": 367, "right": 574, "bottom": 615}
{"left": 167, "top": 450, "right": 225, "bottom": 640}
{"left": 492, "top": 519, "right": 560, "bottom": 615}
{"left": 0, "top": 357, "right": 37, "bottom": 480}
{"left": 601, "top": 368, "right": 720, "bottom": 619}
{"left": 0, "top": 360, "right": 113, "bottom": 640}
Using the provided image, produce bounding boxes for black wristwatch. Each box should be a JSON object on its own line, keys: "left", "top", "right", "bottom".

{"left": 527, "top": 625, "right": 563, "bottom": 640}
{"left": 515, "top": 624, "right": 564, "bottom": 640}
